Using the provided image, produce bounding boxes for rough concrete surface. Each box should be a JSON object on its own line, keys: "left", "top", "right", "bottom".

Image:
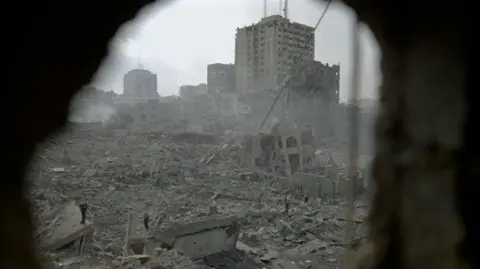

{"left": 29, "top": 122, "right": 369, "bottom": 268}
{"left": 43, "top": 201, "right": 93, "bottom": 251}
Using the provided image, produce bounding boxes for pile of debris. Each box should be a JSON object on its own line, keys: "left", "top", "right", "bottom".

{"left": 29, "top": 125, "right": 370, "bottom": 269}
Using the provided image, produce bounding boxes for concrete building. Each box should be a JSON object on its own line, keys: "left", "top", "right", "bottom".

{"left": 123, "top": 68, "right": 158, "bottom": 99}
{"left": 234, "top": 15, "right": 315, "bottom": 93}
{"left": 179, "top": 83, "right": 208, "bottom": 98}
{"left": 114, "top": 68, "right": 159, "bottom": 106}
{"left": 207, "top": 63, "right": 235, "bottom": 93}
{"left": 291, "top": 60, "right": 340, "bottom": 104}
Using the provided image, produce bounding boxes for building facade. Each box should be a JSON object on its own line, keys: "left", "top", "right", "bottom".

{"left": 234, "top": 15, "right": 315, "bottom": 93}
{"left": 179, "top": 83, "right": 208, "bottom": 98}
{"left": 123, "top": 69, "right": 158, "bottom": 99}
{"left": 207, "top": 63, "right": 235, "bottom": 93}
{"left": 290, "top": 60, "right": 340, "bottom": 104}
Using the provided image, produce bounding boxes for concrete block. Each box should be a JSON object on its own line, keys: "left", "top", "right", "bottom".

{"left": 44, "top": 201, "right": 93, "bottom": 251}
{"left": 152, "top": 215, "right": 241, "bottom": 260}
{"left": 175, "top": 228, "right": 227, "bottom": 259}
{"left": 127, "top": 235, "right": 147, "bottom": 254}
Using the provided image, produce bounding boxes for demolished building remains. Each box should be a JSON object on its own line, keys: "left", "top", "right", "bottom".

{"left": 30, "top": 92, "right": 372, "bottom": 268}
{"left": 29, "top": 7, "right": 374, "bottom": 269}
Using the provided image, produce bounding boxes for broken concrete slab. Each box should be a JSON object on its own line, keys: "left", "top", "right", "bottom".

{"left": 259, "top": 249, "right": 280, "bottom": 262}
{"left": 117, "top": 254, "right": 150, "bottom": 264}
{"left": 153, "top": 215, "right": 240, "bottom": 243}
{"left": 44, "top": 201, "right": 93, "bottom": 251}
{"left": 292, "top": 171, "right": 365, "bottom": 199}
{"left": 283, "top": 239, "right": 328, "bottom": 258}
{"left": 236, "top": 241, "right": 260, "bottom": 255}
{"left": 126, "top": 235, "right": 147, "bottom": 254}
{"left": 272, "top": 258, "right": 301, "bottom": 269}
{"left": 152, "top": 215, "right": 242, "bottom": 260}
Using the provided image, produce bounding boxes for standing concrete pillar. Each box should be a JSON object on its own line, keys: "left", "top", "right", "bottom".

{"left": 251, "top": 137, "right": 258, "bottom": 170}
{"left": 281, "top": 134, "right": 291, "bottom": 180}
{"left": 273, "top": 133, "right": 281, "bottom": 172}
{"left": 296, "top": 133, "right": 303, "bottom": 172}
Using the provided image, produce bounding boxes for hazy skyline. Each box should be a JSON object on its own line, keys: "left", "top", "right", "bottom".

{"left": 92, "top": 0, "right": 380, "bottom": 101}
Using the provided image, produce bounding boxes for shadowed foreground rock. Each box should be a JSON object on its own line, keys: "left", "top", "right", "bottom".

{"left": 2, "top": 0, "right": 474, "bottom": 269}
{"left": 337, "top": 1, "right": 474, "bottom": 269}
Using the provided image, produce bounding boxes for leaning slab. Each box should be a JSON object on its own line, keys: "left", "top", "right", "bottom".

{"left": 44, "top": 201, "right": 93, "bottom": 251}
{"left": 152, "top": 215, "right": 242, "bottom": 260}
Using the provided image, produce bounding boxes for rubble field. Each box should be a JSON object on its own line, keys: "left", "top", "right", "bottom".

{"left": 28, "top": 126, "right": 370, "bottom": 269}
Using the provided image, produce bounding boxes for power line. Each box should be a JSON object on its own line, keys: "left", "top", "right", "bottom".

{"left": 257, "top": 0, "right": 332, "bottom": 133}
{"left": 257, "top": 75, "right": 291, "bottom": 132}
{"left": 314, "top": 0, "right": 332, "bottom": 30}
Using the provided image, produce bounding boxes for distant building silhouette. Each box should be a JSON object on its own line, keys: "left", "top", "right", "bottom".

{"left": 114, "top": 68, "right": 159, "bottom": 105}
{"left": 179, "top": 84, "right": 207, "bottom": 98}
{"left": 207, "top": 63, "right": 235, "bottom": 93}
{"left": 123, "top": 69, "right": 158, "bottom": 99}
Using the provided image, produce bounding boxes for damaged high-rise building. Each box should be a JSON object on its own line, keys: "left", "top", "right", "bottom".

{"left": 233, "top": 7, "right": 340, "bottom": 104}
{"left": 234, "top": 14, "right": 315, "bottom": 93}
{"left": 290, "top": 60, "right": 340, "bottom": 104}
{"left": 284, "top": 60, "right": 340, "bottom": 141}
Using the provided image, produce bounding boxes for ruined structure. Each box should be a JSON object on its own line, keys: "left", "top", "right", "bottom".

{"left": 43, "top": 201, "right": 93, "bottom": 252}
{"left": 290, "top": 60, "right": 340, "bottom": 104}
{"left": 290, "top": 171, "right": 364, "bottom": 200}
{"left": 179, "top": 84, "right": 208, "bottom": 98}
{"left": 234, "top": 14, "right": 315, "bottom": 93}
{"left": 242, "top": 123, "right": 315, "bottom": 175}
{"left": 126, "top": 215, "right": 241, "bottom": 260}
{"left": 207, "top": 63, "right": 236, "bottom": 94}
{"left": 153, "top": 215, "right": 241, "bottom": 260}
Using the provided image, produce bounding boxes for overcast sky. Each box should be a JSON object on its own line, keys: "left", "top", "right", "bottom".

{"left": 92, "top": 0, "right": 380, "bottom": 101}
